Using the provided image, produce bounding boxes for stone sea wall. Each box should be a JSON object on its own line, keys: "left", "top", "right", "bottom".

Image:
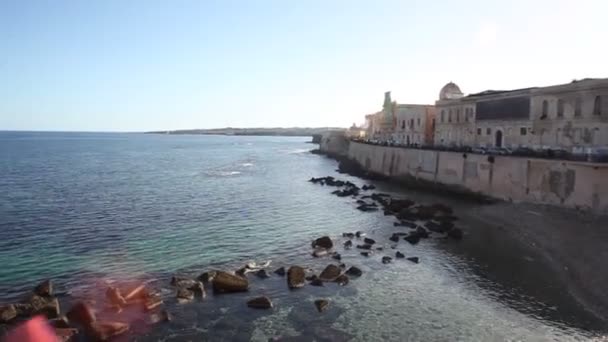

{"left": 319, "top": 133, "right": 608, "bottom": 214}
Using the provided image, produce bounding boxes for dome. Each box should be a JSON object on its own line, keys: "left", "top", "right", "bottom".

{"left": 439, "top": 82, "right": 464, "bottom": 100}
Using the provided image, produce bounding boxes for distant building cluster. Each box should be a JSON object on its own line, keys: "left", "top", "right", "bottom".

{"left": 362, "top": 78, "right": 608, "bottom": 153}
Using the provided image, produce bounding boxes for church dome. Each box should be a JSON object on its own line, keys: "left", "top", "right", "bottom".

{"left": 439, "top": 82, "right": 464, "bottom": 100}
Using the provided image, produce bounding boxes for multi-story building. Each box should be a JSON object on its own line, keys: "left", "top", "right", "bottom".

{"left": 434, "top": 78, "right": 608, "bottom": 150}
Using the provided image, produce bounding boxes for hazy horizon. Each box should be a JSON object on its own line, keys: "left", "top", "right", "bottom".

{"left": 1, "top": 0, "right": 607, "bottom": 131}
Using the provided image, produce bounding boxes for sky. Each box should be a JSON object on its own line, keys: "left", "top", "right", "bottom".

{"left": 0, "top": 0, "right": 607, "bottom": 132}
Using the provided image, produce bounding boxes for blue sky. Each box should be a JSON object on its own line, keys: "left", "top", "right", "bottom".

{"left": 1, "top": 0, "right": 606, "bottom": 131}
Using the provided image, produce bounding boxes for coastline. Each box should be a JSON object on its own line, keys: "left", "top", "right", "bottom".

{"left": 312, "top": 146, "right": 608, "bottom": 326}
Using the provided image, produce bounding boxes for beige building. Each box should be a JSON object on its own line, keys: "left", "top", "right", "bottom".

{"left": 392, "top": 104, "right": 436, "bottom": 145}
{"left": 434, "top": 78, "right": 608, "bottom": 151}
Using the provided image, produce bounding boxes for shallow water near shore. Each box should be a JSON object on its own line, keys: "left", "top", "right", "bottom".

{"left": 0, "top": 132, "right": 606, "bottom": 341}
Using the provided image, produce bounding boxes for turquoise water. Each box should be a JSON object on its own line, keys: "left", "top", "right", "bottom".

{"left": 0, "top": 132, "right": 605, "bottom": 341}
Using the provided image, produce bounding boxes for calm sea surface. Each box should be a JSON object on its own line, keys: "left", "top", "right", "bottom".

{"left": 0, "top": 132, "right": 605, "bottom": 341}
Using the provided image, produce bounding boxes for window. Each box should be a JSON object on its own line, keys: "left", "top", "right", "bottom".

{"left": 448, "top": 110, "right": 452, "bottom": 123}
{"left": 557, "top": 99, "right": 564, "bottom": 118}
{"left": 477, "top": 128, "right": 481, "bottom": 135}
{"left": 401, "top": 120, "right": 405, "bottom": 129}
{"left": 594, "top": 96, "right": 602, "bottom": 115}
{"left": 441, "top": 110, "right": 445, "bottom": 123}
{"left": 417, "top": 118, "right": 421, "bottom": 127}
{"left": 575, "top": 98, "right": 582, "bottom": 117}
{"left": 487, "top": 128, "right": 491, "bottom": 135}
{"left": 410, "top": 119, "right": 414, "bottom": 128}
{"left": 456, "top": 109, "right": 460, "bottom": 122}
{"left": 520, "top": 127, "right": 527, "bottom": 135}
{"left": 541, "top": 100, "right": 548, "bottom": 119}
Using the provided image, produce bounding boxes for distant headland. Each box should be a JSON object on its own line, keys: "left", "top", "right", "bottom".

{"left": 145, "top": 127, "right": 344, "bottom": 137}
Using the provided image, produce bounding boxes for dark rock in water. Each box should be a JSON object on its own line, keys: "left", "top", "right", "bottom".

{"left": 388, "top": 199, "right": 415, "bottom": 213}
{"left": 255, "top": 269, "right": 270, "bottom": 279}
{"left": 363, "top": 237, "right": 376, "bottom": 245}
{"left": 383, "top": 209, "right": 393, "bottom": 216}
{"left": 312, "top": 248, "right": 328, "bottom": 258}
{"left": 312, "top": 236, "right": 333, "bottom": 249}
{"left": 412, "top": 205, "right": 439, "bottom": 220}
{"left": 0, "top": 305, "right": 17, "bottom": 323}
{"left": 306, "top": 274, "right": 318, "bottom": 281}
{"left": 360, "top": 252, "right": 371, "bottom": 257}
{"left": 287, "top": 266, "right": 306, "bottom": 289}
{"left": 176, "top": 288, "right": 194, "bottom": 303}
{"left": 397, "top": 209, "right": 418, "bottom": 221}
{"left": 197, "top": 271, "right": 218, "bottom": 283}
{"left": 189, "top": 281, "right": 206, "bottom": 299}
{"left": 247, "top": 296, "right": 273, "bottom": 309}
{"left": 407, "top": 257, "right": 420, "bottom": 264}
{"left": 356, "top": 204, "right": 378, "bottom": 212}
{"left": 13, "top": 303, "right": 33, "bottom": 317}
{"left": 50, "top": 316, "right": 71, "bottom": 328}
{"left": 343, "top": 240, "right": 353, "bottom": 249}
{"left": 342, "top": 232, "right": 355, "bottom": 238}
{"left": 212, "top": 271, "right": 249, "bottom": 293}
{"left": 334, "top": 274, "right": 349, "bottom": 286}
{"left": 356, "top": 244, "right": 372, "bottom": 250}
{"left": 389, "top": 234, "right": 400, "bottom": 243}
{"left": 149, "top": 310, "right": 171, "bottom": 324}
{"left": 309, "top": 278, "right": 324, "bottom": 287}
{"left": 274, "top": 267, "right": 286, "bottom": 276}
{"left": 339, "top": 263, "right": 346, "bottom": 268}
{"left": 319, "top": 264, "right": 341, "bottom": 282}
{"left": 355, "top": 231, "right": 365, "bottom": 238}
{"left": 106, "top": 287, "right": 126, "bottom": 307}
{"left": 431, "top": 203, "right": 454, "bottom": 214}
{"left": 171, "top": 276, "right": 199, "bottom": 288}
{"left": 30, "top": 295, "right": 60, "bottom": 319}
{"left": 448, "top": 228, "right": 464, "bottom": 240}
{"left": 425, "top": 221, "right": 448, "bottom": 233}
{"left": 314, "top": 299, "right": 329, "bottom": 313}
{"left": 398, "top": 220, "right": 418, "bottom": 229}
{"left": 345, "top": 266, "right": 363, "bottom": 277}
{"left": 235, "top": 267, "right": 248, "bottom": 277}
{"left": 332, "top": 253, "right": 342, "bottom": 261}
{"left": 403, "top": 234, "right": 421, "bottom": 245}
{"left": 54, "top": 327, "right": 78, "bottom": 341}
{"left": 88, "top": 321, "right": 129, "bottom": 341}
{"left": 356, "top": 199, "right": 366, "bottom": 205}
{"left": 376, "top": 247, "right": 383, "bottom": 251}
{"left": 34, "top": 279, "right": 53, "bottom": 297}
{"left": 382, "top": 256, "right": 392, "bottom": 264}
{"left": 395, "top": 251, "right": 405, "bottom": 259}
{"left": 416, "top": 226, "right": 430, "bottom": 239}
{"left": 361, "top": 195, "right": 372, "bottom": 199}
{"left": 362, "top": 184, "right": 376, "bottom": 191}
{"left": 66, "top": 302, "right": 96, "bottom": 327}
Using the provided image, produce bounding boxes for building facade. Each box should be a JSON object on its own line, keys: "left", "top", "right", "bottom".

{"left": 434, "top": 78, "right": 608, "bottom": 151}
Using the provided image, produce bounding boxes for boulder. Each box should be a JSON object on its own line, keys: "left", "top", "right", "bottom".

{"left": 274, "top": 267, "right": 286, "bottom": 276}
{"left": 106, "top": 287, "right": 126, "bottom": 307}
{"left": 309, "top": 278, "right": 324, "bottom": 287}
{"left": 356, "top": 204, "right": 378, "bottom": 212}
{"left": 189, "top": 281, "right": 206, "bottom": 298}
{"left": 363, "top": 238, "right": 376, "bottom": 245}
{"left": 256, "top": 269, "right": 270, "bottom": 279}
{"left": 360, "top": 252, "right": 371, "bottom": 257}
{"left": 448, "top": 228, "right": 464, "bottom": 240}
{"left": 287, "top": 266, "right": 306, "bottom": 289}
{"left": 318, "top": 265, "right": 341, "bottom": 282}
{"left": 342, "top": 232, "right": 355, "bottom": 238}
{"left": 382, "top": 256, "right": 392, "bottom": 264}
{"left": 339, "top": 263, "right": 346, "bottom": 268}
{"left": 407, "top": 257, "right": 420, "bottom": 264}
{"left": 50, "top": 316, "right": 71, "bottom": 328}
{"left": 334, "top": 274, "right": 349, "bottom": 286}
{"left": 376, "top": 247, "right": 383, "bottom": 251}
{"left": 197, "top": 271, "right": 218, "bottom": 283}
{"left": 332, "top": 253, "right": 342, "bottom": 261}
{"left": 247, "top": 296, "right": 273, "bottom": 309}
{"left": 416, "top": 226, "right": 430, "bottom": 239}
{"left": 312, "top": 248, "right": 328, "bottom": 258}
{"left": 0, "top": 305, "right": 17, "bottom": 323}
{"left": 403, "top": 234, "right": 420, "bottom": 245}
{"left": 176, "top": 288, "right": 194, "bottom": 304}
{"left": 149, "top": 309, "right": 171, "bottom": 324}
{"left": 389, "top": 234, "right": 400, "bottom": 243}
{"left": 306, "top": 274, "right": 318, "bottom": 282}
{"left": 212, "top": 271, "right": 249, "bottom": 293}
{"left": 412, "top": 205, "right": 438, "bottom": 220}
{"left": 30, "top": 295, "right": 60, "bottom": 319}
{"left": 66, "top": 302, "right": 96, "bottom": 327}
{"left": 171, "top": 276, "right": 198, "bottom": 288}
{"left": 34, "top": 279, "right": 53, "bottom": 297}
{"left": 355, "top": 231, "right": 365, "bottom": 238}
{"left": 87, "top": 321, "right": 129, "bottom": 341}
{"left": 398, "top": 220, "right": 418, "bottom": 229}
{"left": 314, "top": 299, "right": 329, "bottom": 313}
{"left": 343, "top": 240, "right": 353, "bottom": 249}
{"left": 345, "top": 266, "right": 362, "bottom": 277}
{"left": 312, "top": 236, "right": 333, "bottom": 249}
{"left": 356, "top": 244, "right": 372, "bottom": 250}
{"left": 395, "top": 251, "right": 405, "bottom": 259}
{"left": 54, "top": 328, "right": 78, "bottom": 342}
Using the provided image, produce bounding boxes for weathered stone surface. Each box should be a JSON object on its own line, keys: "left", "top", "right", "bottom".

{"left": 30, "top": 295, "right": 60, "bottom": 318}
{"left": 54, "top": 328, "right": 78, "bottom": 342}
{"left": 212, "top": 271, "right": 249, "bottom": 293}
{"left": 197, "top": 271, "right": 218, "bottom": 283}
{"left": 287, "top": 266, "right": 306, "bottom": 289}
{"left": 407, "top": 257, "right": 420, "bottom": 264}
{"left": 66, "top": 302, "right": 96, "bottom": 327}
{"left": 314, "top": 299, "right": 329, "bottom": 313}
{"left": 356, "top": 244, "right": 372, "bottom": 250}
{"left": 382, "top": 256, "right": 392, "bottom": 264}
{"left": 171, "top": 277, "right": 199, "bottom": 288}
{"left": 190, "top": 281, "right": 206, "bottom": 298}
{"left": 88, "top": 321, "right": 129, "bottom": 341}
{"left": 448, "top": 228, "right": 464, "bottom": 240}
{"left": 318, "top": 265, "right": 341, "bottom": 282}
{"left": 334, "top": 274, "right": 349, "bottom": 286}
{"left": 343, "top": 240, "right": 353, "bottom": 248}
{"left": 247, "top": 296, "right": 273, "bottom": 309}
{"left": 395, "top": 251, "right": 405, "bottom": 259}
{"left": 274, "top": 267, "right": 286, "bottom": 276}
{"left": 312, "top": 236, "right": 333, "bottom": 249}
{"left": 176, "top": 288, "right": 194, "bottom": 304}
{"left": 345, "top": 267, "right": 362, "bottom": 277}
{"left": 363, "top": 238, "right": 376, "bottom": 245}
{"left": 0, "top": 305, "right": 17, "bottom": 323}
{"left": 106, "top": 287, "right": 126, "bottom": 307}
{"left": 34, "top": 279, "right": 53, "bottom": 297}
{"left": 256, "top": 269, "right": 270, "bottom": 279}
{"left": 312, "top": 248, "right": 328, "bottom": 258}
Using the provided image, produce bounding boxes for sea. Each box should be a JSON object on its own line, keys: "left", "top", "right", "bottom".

{"left": 0, "top": 131, "right": 605, "bottom": 341}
